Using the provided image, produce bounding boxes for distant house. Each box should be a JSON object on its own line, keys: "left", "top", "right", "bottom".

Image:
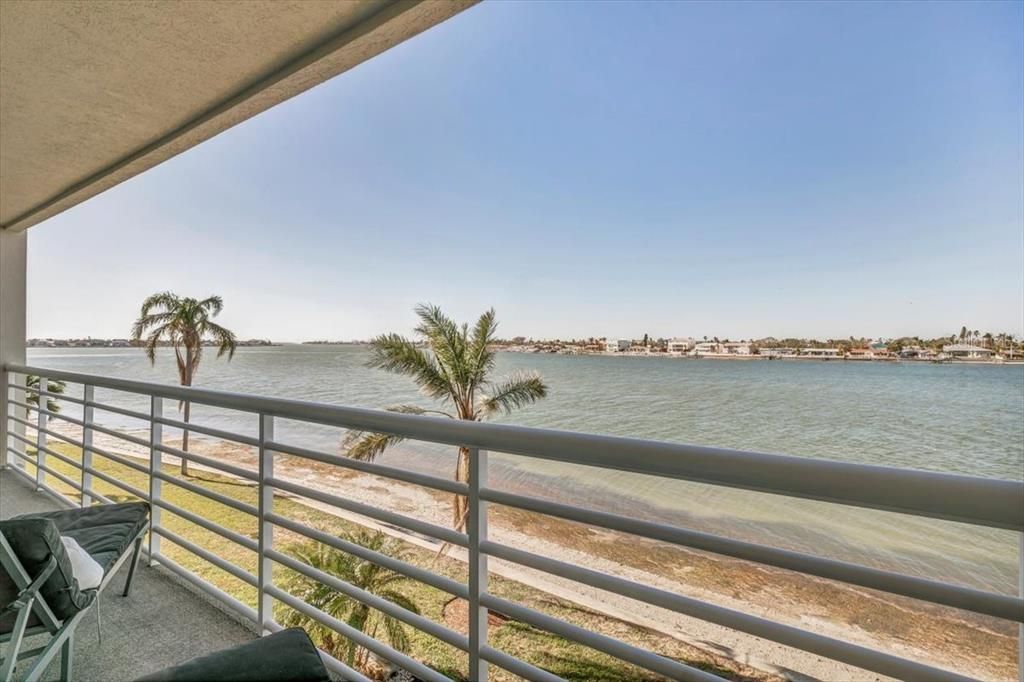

{"left": 721, "top": 342, "right": 752, "bottom": 355}
{"left": 899, "top": 346, "right": 935, "bottom": 359}
{"left": 941, "top": 344, "right": 993, "bottom": 360}
{"left": 605, "top": 339, "right": 631, "bottom": 353}
{"left": 667, "top": 338, "right": 694, "bottom": 354}
{"left": 693, "top": 341, "right": 720, "bottom": 355}
{"left": 760, "top": 347, "right": 797, "bottom": 357}
{"left": 801, "top": 348, "right": 840, "bottom": 358}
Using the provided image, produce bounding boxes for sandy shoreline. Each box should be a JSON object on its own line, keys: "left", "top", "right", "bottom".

{"left": 48, "top": 423, "right": 1016, "bottom": 681}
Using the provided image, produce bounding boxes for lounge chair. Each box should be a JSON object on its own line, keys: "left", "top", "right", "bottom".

{"left": 136, "top": 627, "right": 331, "bottom": 682}
{"left": 0, "top": 502, "right": 150, "bottom": 682}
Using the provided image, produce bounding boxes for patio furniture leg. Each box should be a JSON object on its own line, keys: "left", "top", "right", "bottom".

{"left": 0, "top": 595, "right": 34, "bottom": 682}
{"left": 122, "top": 535, "right": 143, "bottom": 597}
{"left": 60, "top": 636, "right": 74, "bottom": 682}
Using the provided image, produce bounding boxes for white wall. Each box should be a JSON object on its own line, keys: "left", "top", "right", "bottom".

{"left": 0, "top": 228, "right": 27, "bottom": 467}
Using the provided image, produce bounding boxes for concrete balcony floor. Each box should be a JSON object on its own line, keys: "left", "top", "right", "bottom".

{"left": 1, "top": 468, "right": 256, "bottom": 681}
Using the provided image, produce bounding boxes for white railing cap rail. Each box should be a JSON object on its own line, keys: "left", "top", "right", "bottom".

{"left": 6, "top": 363, "right": 1023, "bottom": 531}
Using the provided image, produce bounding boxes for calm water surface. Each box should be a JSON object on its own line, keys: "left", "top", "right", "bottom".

{"left": 26, "top": 346, "right": 1024, "bottom": 592}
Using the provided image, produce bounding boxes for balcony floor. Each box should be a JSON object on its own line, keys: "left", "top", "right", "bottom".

{"left": 1, "top": 467, "right": 256, "bottom": 682}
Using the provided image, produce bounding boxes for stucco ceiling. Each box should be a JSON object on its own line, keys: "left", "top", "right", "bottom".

{"left": 0, "top": 0, "right": 474, "bottom": 232}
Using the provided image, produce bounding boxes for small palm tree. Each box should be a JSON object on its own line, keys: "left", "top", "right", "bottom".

{"left": 344, "top": 304, "right": 547, "bottom": 532}
{"left": 130, "top": 292, "right": 236, "bottom": 476}
{"left": 25, "top": 375, "right": 66, "bottom": 416}
{"left": 278, "top": 530, "right": 421, "bottom": 670}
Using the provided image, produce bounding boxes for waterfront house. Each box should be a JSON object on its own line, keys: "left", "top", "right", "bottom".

{"left": 605, "top": 338, "right": 631, "bottom": 353}
{"left": 1, "top": 4, "right": 1021, "bottom": 682}
{"left": 666, "top": 338, "right": 695, "bottom": 354}
{"left": 800, "top": 348, "right": 841, "bottom": 358}
{"left": 941, "top": 343, "right": 994, "bottom": 360}
{"left": 693, "top": 341, "right": 721, "bottom": 355}
{"left": 721, "top": 342, "right": 753, "bottom": 355}
{"left": 759, "top": 347, "right": 798, "bottom": 358}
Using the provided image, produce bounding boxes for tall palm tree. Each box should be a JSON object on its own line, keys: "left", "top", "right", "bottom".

{"left": 25, "top": 375, "right": 66, "bottom": 416}
{"left": 344, "top": 304, "right": 548, "bottom": 532}
{"left": 278, "top": 530, "right": 421, "bottom": 670}
{"left": 130, "top": 292, "right": 236, "bottom": 476}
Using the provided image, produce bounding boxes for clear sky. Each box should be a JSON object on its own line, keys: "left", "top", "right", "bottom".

{"left": 27, "top": 1, "right": 1024, "bottom": 342}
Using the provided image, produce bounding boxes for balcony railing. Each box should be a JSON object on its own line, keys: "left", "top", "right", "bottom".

{"left": 1, "top": 362, "right": 1022, "bottom": 682}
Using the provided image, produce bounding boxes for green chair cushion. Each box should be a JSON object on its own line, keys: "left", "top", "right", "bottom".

{"left": 136, "top": 628, "right": 331, "bottom": 682}
{"left": 0, "top": 517, "right": 93, "bottom": 629}
{"left": 18, "top": 502, "right": 150, "bottom": 574}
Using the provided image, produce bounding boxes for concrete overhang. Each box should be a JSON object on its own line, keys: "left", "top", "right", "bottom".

{"left": 0, "top": 0, "right": 476, "bottom": 232}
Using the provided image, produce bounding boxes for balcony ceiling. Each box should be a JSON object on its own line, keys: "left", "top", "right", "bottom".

{"left": 0, "top": 0, "right": 474, "bottom": 232}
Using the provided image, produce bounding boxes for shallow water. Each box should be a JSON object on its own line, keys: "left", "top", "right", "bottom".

{"left": 25, "top": 345, "right": 1024, "bottom": 593}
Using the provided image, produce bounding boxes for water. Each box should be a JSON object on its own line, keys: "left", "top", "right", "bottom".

{"left": 24, "top": 346, "right": 1024, "bottom": 593}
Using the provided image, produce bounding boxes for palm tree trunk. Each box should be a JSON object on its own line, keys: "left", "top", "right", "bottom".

{"left": 452, "top": 446, "right": 470, "bottom": 532}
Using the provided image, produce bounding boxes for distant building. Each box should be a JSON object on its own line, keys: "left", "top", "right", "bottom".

{"left": 801, "top": 348, "right": 840, "bottom": 358}
{"left": 941, "top": 344, "right": 993, "bottom": 359}
{"left": 693, "top": 341, "right": 720, "bottom": 355}
{"left": 667, "top": 338, "right": 694, "bottom": 354}
{"left": 760, "top": 347, "right": 797, "bottom": 357}
{"left": 605, "top": 339, "right": 631, "bottom": 353}
{"left": 721, "top": 342, "right": 752, "bottom": 355}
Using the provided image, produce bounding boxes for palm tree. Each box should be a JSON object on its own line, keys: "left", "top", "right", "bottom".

{"left": 130, "top": 292, "right": 237, "bottom": 476}
{"left": 25, "top": 375, "right": 66, "bottom": 416}
{"left": 344, "top": 304, "right": 548, "bottom": 532}
{"left": 278, "top": 530, "right": 421, "bottom": 670}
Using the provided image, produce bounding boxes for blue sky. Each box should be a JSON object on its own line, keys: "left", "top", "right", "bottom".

{"left": 28, "top": 1, "right": 1024, "bottom": 342}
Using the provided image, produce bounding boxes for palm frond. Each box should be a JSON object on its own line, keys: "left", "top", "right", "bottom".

{"left": 467, "top": 307, "right": 498, "bottom": 388}
{"left": 367, "top": 334, "right": 453, "bottom": 401}
{"left": 480, "top": 371, "right": 548, "bottom": 416}
{"left": 342, "top": 431, "right": 406, "bottom": 462}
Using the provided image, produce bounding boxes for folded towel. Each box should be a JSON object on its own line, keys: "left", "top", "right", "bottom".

{"left": 61, "top": 535, "right": 103, "bottom": 590}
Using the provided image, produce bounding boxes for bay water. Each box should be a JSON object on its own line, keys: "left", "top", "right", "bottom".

{"left": 25, "top": 346, "right": 1024, "bottom": 594}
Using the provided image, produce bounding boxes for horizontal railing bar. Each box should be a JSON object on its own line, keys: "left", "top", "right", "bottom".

{"left": 155, "top": 415, "right": 260, "bottom": 447}
{"left": 153, "top": 526, "right": 258, "bottom": 587}
{"left": 38, "top": 390, "right": 86, "bottom": 406}
{"left": 33, "top": 408, "right": 85, "bottom": 429}
{"left": 155, "top": 499, "right": 259, "bottom": 552}
{"left": 267, "top": 439, "right": 468, "bottom": 495}
{"left": 481, "top": 542, "right": 975, "bottom": 682}
{"left": 86, "top": 422, "right": 150, "bottom": 449}
{"left": 3, "top": 461, "right": 80, "bottom": 510}
{"left": 315, "top": 648, "right": 373, "bottom": 682}
{"left": 265, "top": 585, "right": 451, "bottom": 682}
{"left": 153, "top": 552, "right": 258, "bottom": 624}
{"left": 154, "top": 442, "right": 258, "bottom": 481}
{"left": 35, "top": 425, "right": 84, "bottom": 450}
{"left": 480, "top": 488, "right": 1024, "bottom": 622}
{"left": 266, "top": 548, "right": 469, "bottom": 651}
{"left": 9, "top": 363, "right": 1020, "bottom": 530}
{"left": 266, "top": 512, "right": 466, "bottom": 598}
{"left": 82, "top": 464, "right": 149, "bottom": 500}
{"left": 478, "top": 645, "right": 566, "bottom": 682}
{"left": 85, "top": 443, "right": 150, "bottom": 475}
{"left": 5, "top": 447, "right": 82, "bottom": 494}
{"left": 7, "top": 398, "right": 35, "bottom": 412}
{"left": 267, "top": 476, "right": 467, "bottom": 547}
{"left": 86, "top": 400, "right": 151, "bottom": 422}
{"left": 6, "top": 415, "right": 39, "bottom": 435}
{"left": 154, "top": 471, "right": 258, "bottom": 516}
{"left": 480, "top": 593, "right": 722, "bottom": 682}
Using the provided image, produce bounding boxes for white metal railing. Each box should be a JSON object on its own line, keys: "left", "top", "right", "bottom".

{"left": 1, "top": 363, "right": 1022, "bottom": 682}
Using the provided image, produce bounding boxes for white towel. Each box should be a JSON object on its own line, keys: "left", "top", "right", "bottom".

{"left": 60, "top": 536, "right": 103, "bottom": 590}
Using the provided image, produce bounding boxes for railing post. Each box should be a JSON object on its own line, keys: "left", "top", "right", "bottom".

{"left": 257, "top": 414, "right": 275, "bottom": 635}
{"left": 35, "top": 375, "right": 46, "bottom": 490}
{"left": 0, "top": 368, "right": 7, "bottom": 470}
{"left": 467, "top": 447, "right": 489, "bottom": 681}
{"left": 80, "top": 385, "right": 94, "bottom": 507}
{"left": 1018, "top": 532, "right": 1023, "bottom": 682}
{"left": 148, "top": 396, "right": 163, "bottom": 565}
